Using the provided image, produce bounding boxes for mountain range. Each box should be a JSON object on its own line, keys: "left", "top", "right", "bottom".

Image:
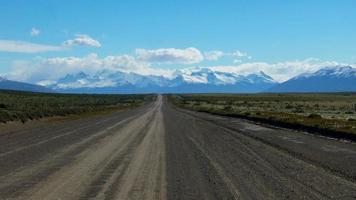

{"left": 267, "top": 66, "right": 356, "bottom": 92}
{"left": 0, "top": 77, "right": 53, "bottom": 93}
{"left": 42, "top": 68, "right": 277, "bottom": 94}
{"left": 1, "top": 66, "right": 355, "bottom": 93}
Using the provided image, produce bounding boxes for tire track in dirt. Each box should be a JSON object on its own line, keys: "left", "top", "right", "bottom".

{"left": 0, "top": 110, "right": 143, "bottom": 198}
{"left": 13, "top": 99, "right": 162, "bottom": 200}
{"left": 164, "top": 98, "right": 356, "bottom": 199}
{"left": 112, "top": 100, "right": 166, "bottom": 200}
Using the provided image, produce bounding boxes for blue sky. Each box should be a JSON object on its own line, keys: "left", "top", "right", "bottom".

{"left": 0, "top": 0, "right": 356, "bottom": 82}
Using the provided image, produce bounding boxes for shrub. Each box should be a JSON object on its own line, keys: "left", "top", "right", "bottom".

{"left": 348, "top": 118, "right": 356, "bottom": 122}
{"left": 308, "top": 113, "right": 322, "bottom": 119}
{"left": 223, "top": 105, "right": 232, "bottom": 111}
{"left": 285, "top": 104, "right": 293, "bottom": 109}
{"left": 292, "top": 108, "right": 304, "bottom": 113}
{"left": 243, "top": 111, "right": 250, "bottom": 116}
{"left": 0, "top": 91, "right": 152, "bottom": 123}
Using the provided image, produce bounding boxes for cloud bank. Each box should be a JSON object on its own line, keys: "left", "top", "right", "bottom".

{"left": 7, "top": 52, "right": 347, "bottom": 84}
{"left": 3, "top": 44, "right": 350, "bottom": 84}
{"left": 8, "top": 53, "right": 171, "bottom": 82}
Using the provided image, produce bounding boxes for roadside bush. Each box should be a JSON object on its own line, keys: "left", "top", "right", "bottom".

{"left": 292, "top": 108, "right": 304, "bottom": 113}
{"left": 285, "top": 104, "right": 293, "bottom": 109}
{"left": 169, "top": 93, "right": 356, "bottom": 136}
{"left": 308, "top": 113, "right": 322, "bottom": 119}
{"left": 243, "top": 111, "right": 250, "bottom": 116}
{"left": 0, "top": 90, "right": 152, "bottom": 123}
{"left": 223, "top": 105, "right": 233, "bottom": 111}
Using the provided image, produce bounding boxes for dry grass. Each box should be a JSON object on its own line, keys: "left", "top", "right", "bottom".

{"left": 0, "top": 90, "right": 154, "bottom": 123}
{"left": 169, "top": 93, "right": 356, "bottom": 136}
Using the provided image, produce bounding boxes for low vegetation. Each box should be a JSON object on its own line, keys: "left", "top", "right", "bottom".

{"left": 0, "top": 90, "right": 154, "bottom": 123}
{"left": 169, "top": 93, "right": 356, "bottom": 138}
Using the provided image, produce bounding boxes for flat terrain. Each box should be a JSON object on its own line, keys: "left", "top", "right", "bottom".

{"left": 0, "top": 90, "right": 152, "bottom": 123}
{"left": 170, "top": 93, "right": 356, "bottom": 137}
{"left": 1, "top": 95, "right": 356, "bottom": 199}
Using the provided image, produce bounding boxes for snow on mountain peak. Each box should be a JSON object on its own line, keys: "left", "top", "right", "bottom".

{"left": 268, "top": 65, "right": 356, "bottom": 93}
{"left": 294, "top": 65, "right": 356, "bottom": 80}
{"left": 38, "top": 67, "right": 277, "bottom": 93}
{"left": 171, "top": 67, "right": 276, "bottom": 85}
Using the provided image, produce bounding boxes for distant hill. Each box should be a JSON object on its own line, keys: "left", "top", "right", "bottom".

{"left": 0, "top": 77, "right": 53, "bottom": 93}
{"left": 267, "top": 66, "right": 356, "bottom": 93}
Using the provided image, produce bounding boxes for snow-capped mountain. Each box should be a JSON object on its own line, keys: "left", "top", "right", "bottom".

{"left": 5, "top": 65, "right": 355, "bottom": 94}
{"left": 294, "top": 66, "right": 356, "bottom": 79}
{"left": 42, "top": 68, "right": 277, "bottom": 93}
{"left": 167, "top": 68, "right": 276, "bottom": 93}
{"left": 267, "top": 66, "right": 356, "bottom": 92}
{"left": 0, "top": 77, "right": 53, "bottom": 93}
{"left": 170, "top": 68, "right": 274, "bottom": 85}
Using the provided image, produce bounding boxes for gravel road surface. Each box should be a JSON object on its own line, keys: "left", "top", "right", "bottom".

{"left": 1, "top": 95, "right": 356, "bottom": 200}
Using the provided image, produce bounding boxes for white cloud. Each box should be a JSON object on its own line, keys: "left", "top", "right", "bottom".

{"left": 8, "top": 53, "right": 171, "bottom": 82}
{"left": 0, "top": 34, "right": 100, "bottom": 53}
{"left": 30, "top": 28, "right": 40, "bottom": 37}
{"left": 6, "top": 48, "right": 348, "bottom": 85}
{"left": 63, "top": 34, "right": 101, "bottom": 48}
{"left": 136, "top": 47, "right": 203, "bottom": 64}
{"left": 0, "top": 40, "right": 63, "bottom": 53}
{"left": 37, "top": 80, "right": 57, "bottom": 86}
{"left": 231, "top": 50, "right": 248, "bottom": 58}
{"left": 204, "top": 50, "right": 224, "bottom": 61}
{"left": 203, "top": 50, "right": 249, "bottom": 61}
{"left": 233, "top": 59, "right": 242, "bottom": 64}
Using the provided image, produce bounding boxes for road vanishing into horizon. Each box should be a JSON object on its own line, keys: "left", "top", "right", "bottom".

{"left": 1, "top": 95, "right": 356, "bottom": 200}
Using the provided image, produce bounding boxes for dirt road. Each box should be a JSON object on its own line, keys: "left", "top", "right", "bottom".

{"left": 1, "top": 95, "right": 356, "bottom": 199}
